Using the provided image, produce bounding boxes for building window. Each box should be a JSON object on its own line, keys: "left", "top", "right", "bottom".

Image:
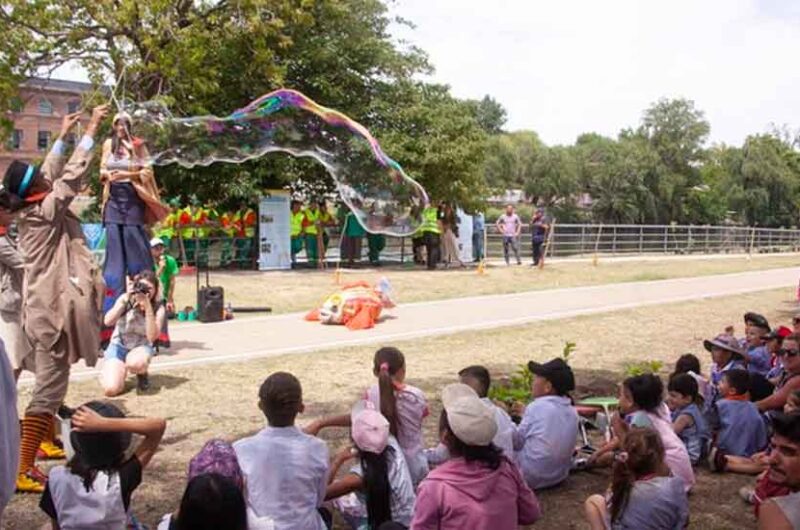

{"left": 38, "top": 98, "right": 53, "bottom": 115}
{"left": 65, "top": 133, "right": 76, "bottom": 147}
{"left": 37, "top": 131, "right": 51, "bottom": 151}
{"left": 67, "top": 100, "right": 80, "bottom": 114}
{"left": 8, "top": 130, "right": 22, "bottom": 150}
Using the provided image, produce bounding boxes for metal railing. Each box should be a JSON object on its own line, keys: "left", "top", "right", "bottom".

{"left": 537, "top": 224, "right": 800, "bottom": 258}
{"left": 147, "top": 223, "right": 800, "bottom": 269}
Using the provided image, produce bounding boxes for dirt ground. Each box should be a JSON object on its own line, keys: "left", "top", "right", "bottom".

{"left": 6, "top": 285, "right": 794, "bottom": 529}
{"left": 172, "top": 254, "right": 799, "bottom": 316}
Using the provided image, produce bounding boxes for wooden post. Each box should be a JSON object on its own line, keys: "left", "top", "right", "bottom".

{"left": 539, "top": 218, "right": 557, "bottom": 269}
{"left": 592, "top": 224, "right": 603, "bottom": 266}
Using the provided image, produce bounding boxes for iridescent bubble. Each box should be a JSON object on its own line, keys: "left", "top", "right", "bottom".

{"left": 123, "top": 89, "right": 428, "bottom": 236}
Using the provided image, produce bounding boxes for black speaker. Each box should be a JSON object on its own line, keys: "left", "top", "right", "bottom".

{"left": 197, "top": 286, "right": 224, "bottom": 323}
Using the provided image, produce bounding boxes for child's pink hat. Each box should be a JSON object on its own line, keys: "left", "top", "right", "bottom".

{"left": 351, "top": 400, "right": 389, "bottom": 454}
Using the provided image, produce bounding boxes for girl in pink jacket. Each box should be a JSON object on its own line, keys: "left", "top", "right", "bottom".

{"left": 411, "top": 384, "right": 541, "bottom": 530}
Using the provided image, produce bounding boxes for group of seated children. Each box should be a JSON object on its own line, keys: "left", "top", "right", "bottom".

{"left": 31, "top": 319, "right": 800, "bottom": 529}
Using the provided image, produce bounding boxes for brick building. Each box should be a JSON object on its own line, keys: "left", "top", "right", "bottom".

{"left": 1, "top": 77, "right": 95, "bottom": 176}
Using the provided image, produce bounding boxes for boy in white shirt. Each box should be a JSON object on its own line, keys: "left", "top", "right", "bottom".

{"left": 234, "top": 372, "right": 330, "bottom": 530}
{"left": 515, "top": 358, "right": 579, "bottom": 490}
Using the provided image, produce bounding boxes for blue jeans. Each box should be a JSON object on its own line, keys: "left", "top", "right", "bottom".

{"left": 472, "top": 231, "right": 485, "bottom": 261}
{"left": 502, "top": 236, "right": 520, "bottom": 264}
{"left": 105, "top": 341, "right": 154, "bottom": 362}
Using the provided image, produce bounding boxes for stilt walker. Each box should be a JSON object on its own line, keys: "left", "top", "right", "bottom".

{"left": 99, "top": 111, "right": 169, "bottom": 345}
{"left": 0, "top": 105, "right": 109, "bottom": 493}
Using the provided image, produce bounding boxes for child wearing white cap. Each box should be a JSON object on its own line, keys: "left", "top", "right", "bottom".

{"left": 325, "top": 401, "right": 415, "bottom": 529}
{"left": 411, "top": 384, "right": 541, "bottom": 530}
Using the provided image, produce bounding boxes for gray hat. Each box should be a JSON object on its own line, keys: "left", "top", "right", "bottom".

{"left": 703, "top": 334, "right": 743, "bottom": 356}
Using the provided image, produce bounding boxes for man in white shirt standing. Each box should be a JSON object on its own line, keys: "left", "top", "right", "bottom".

{"left": 234, "top": 372, "right": 330, "bottom": 530}
{"left": 515, "top": 358, "right": 579, "bottom": 490}
{"left": 494, "top": 204, "right": 522, "bottom": 265}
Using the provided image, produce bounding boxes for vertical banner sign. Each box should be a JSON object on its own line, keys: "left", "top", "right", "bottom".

{"left": 457, "top": 209, "right": 473, "bottom": 263}
{"left": 258, "top": 191, "right": 292, "bottom": 270}
{"left": 81, "top": 223, "right": 107, "bottom": 266}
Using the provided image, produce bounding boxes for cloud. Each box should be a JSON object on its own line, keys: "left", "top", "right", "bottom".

{"left": 390, "top": 0, "right": 800, "bottom": 146}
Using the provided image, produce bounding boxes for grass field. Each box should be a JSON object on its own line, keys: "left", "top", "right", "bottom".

{"left": 171, "top": 254, "right": 799, "bottom": 317}
{"left": 6, "top": 285, "right": 796, "bottom": 529}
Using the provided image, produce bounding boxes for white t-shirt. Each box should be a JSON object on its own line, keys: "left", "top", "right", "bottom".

{"left": 234, "top": 426, "right": 329, "bottom": 530}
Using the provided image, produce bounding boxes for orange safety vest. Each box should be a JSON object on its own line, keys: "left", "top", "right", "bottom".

{"left": 220, "top": 211, "right": 236, "bottom": 237}
{"left": 243, "top": 208, "right": 256, "bottom": 238}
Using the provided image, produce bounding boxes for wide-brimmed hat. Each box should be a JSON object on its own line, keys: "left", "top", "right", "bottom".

{"left": 703, "top": 334, "right": 743, "bottom": 356}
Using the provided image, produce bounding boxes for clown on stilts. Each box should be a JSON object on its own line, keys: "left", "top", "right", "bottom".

{"left": 99, "top": 111, "right": 169, "bottom": 348}
{"left": 0, "top": 105, "right": 109, "bottom": 493}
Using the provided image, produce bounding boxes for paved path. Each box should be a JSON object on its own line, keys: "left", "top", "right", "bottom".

{"left": 25, "top": 267, "right": 798, "bottom": 384}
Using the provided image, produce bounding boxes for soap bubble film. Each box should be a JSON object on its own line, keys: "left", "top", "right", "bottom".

{"left": 123, "top": 89, "right": 428, "bottom": 236}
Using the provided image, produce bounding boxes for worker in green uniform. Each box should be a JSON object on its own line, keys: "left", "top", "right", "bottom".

{"left": 420, "top": 204, "right": 441, "bottom": 270}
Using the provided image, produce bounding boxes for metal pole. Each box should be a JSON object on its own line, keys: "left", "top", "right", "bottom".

{"left": 638, "top": 226, "right": 643, "bottom": 254}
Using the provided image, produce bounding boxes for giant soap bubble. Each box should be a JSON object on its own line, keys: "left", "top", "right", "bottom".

{"left": 123, "top": 89, "right": 428, "bottom": 236}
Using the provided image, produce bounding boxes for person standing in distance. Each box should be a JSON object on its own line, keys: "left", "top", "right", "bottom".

{"left": 150, "top": 237, "right": 178, "bottom": 349}
{"left": 530, "top": 207, "right": 550, "bottom": 267}
{"left": 495, "top": 204, "right": 522, "bottom": 266}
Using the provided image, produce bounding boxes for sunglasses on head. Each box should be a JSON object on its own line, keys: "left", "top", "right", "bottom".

{"left": 778, "top": 348, "right": 800, "bottom": 357}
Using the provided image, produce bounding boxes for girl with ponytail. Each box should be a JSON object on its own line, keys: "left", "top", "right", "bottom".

{"left": 366, "top": 347, "right": 429, "bottom": 487}
{"left": 584, "top": 428, "right": 689, "bottom": 530}
{"left": 306, "top": 347, "right": 430, "bottom": 488}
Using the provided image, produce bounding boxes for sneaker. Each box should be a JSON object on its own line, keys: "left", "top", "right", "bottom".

{"left": 739, "top": 486, "right": 756, "bottom": 504}
{"left": 37, "top": 440, "right": 66, "bottom": 460}
{"left": 16, "top": 469, "right": 46, "bottom": 493}
{"left": 136, "top": 374, "right": 151, "bottom": 392}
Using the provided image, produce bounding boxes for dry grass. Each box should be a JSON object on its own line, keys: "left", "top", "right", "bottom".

{"left": 6, "top": 286, "right": 796, "bottom": 529}
{"left": 172, "top": 254, "right": 800, "bottom": 316}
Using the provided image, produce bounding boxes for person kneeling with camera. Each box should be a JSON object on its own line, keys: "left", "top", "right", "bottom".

{"left": 100, "top": 270, "right": 166, "bottom": 395}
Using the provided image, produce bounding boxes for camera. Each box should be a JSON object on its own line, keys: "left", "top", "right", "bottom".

{"left": 131, "top": 280, "right": 150, "bottom": 295}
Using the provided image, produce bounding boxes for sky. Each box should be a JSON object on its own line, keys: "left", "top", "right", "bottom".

{"left": 59, "top": 0, "right": 800, "bottom": 147}
{"left": 388, "top": 0, "right": 800, "bottom": 146}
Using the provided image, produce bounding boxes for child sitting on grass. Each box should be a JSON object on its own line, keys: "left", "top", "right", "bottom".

{"left": 425, "top": 365, "right": 517, "bottom": 467}
{"left": 411, "top": 384, "right": 540, "bottom": 530}
{"left": 666, "top": 373, "right": 710, "bottom": 465}
{"left": 588, "top": 374, "right": 695, "bottom": 491}
{"left": 158, "top": 439, "right": 274, "bottom": 530}
{"left": 325, "top": 401, "right": 415, "bottom": 529}
{"left": 514, "top": 358, "right": 579, "bottom": 490}
{"left": 39, "top": 402, "right": 166, "bottom": 529}
{"left": 306, "top": 347, "right": 429, "bottom": 488}
{"left": 584, "top": 428, "right": 689, "bottom": 530}
{"left": 234, "top": 372, "right": 330, "bottom": 530}
{"left": 673, "top": 353, "right": 711, "bottom": 404}
{"left": 708, "top": 369, "right": 769, "bottom": 468}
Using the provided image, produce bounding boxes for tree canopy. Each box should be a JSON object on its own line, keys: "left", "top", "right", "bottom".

{"left": 2, "top": 1, "right": 799, "bottom": 227}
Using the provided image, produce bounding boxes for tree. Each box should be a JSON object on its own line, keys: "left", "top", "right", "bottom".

{"left": 636, "top": 98, "right": 710, "bottom": 223}
{"left": 526, "top": 145, "right": 578, "bottom": 207}
{"left": 483, "top": 131, "right": 544, "bottom": 192}
{"left": 467, "top": 95, "right": 507, "bottom": 135}
{"left": 0, "top": 0, "right": 489, "bottom": 208}
{"left": 733, "top": 135, "right": 799, "bottom": 227}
